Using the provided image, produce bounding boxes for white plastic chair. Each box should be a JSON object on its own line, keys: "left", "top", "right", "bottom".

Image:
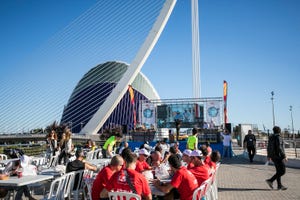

{"left": 192, "top": 184, "right": 206, "bottom": 200}
{"left": 193, "top": 177, "right": 212, "bottom": 200}
{"left": 0, "top": 154, "right": 8, "bottom": 160}
{"left": 93, "top": 149, "right": 101, "bottom": 159}
{"left": 83, "top": 169, "right": 94, "bottom": 179}
{"left": 70, "top": 170, "right": 85, "bottom": 200}
{"left": 85, "top": 151, "right": 94, "bottom": 161}
{"left": 44, "top": 155, "right": 58, "bottom": 169}
{"left": 61, "top": 172, "right": 75, "bottom": 200}
{"left": 83, "top": 180, "right": 93, "bottom": 200}
{"left": 211, "top": 162, "right": 220, "bottom": 200}
{"left": 108, "top": 191, "right": 141, "bottom": 200}
{"left": 43, "top": 176, "right": 65, "bottom": 200}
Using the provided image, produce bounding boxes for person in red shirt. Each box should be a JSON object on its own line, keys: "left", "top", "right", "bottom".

{"left": 189, "top": 150, "right": 210, "bottom": 186}
{"left": 182, "top": 149, "right": 194, "bottom": 169}
{"left": 136, "top": 148, "right": 152, "bottom": 173}
{"left": 208, "top": 150, "right": 221, "bottom": 171}
{"left": 106, "top": 153, "right": 152, "bottom": 200}
{"left": 153, "top": 154, "right": 198, "bottom": 200}
{"left": 91, "top": 155, "right": 124, "bottom": 200}
{"left": 199, "top": 145, "right": 211, "bottom": 166}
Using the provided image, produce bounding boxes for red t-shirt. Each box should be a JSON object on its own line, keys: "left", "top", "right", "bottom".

{"left": 204, "top": 156, "right": 211, "bottom": 166}
{"left": 171, "top": 167, "right": 198, "bottom": 200}
{"left": 135, "top": 159, "right": 151, "bottom": 173}
{"left": 92, "top": 165, "right": 114, "bottom": 200}
{"left": 187, "top": 162, "right": 194, "bottom": 170}
{"left": 106, "top": 168, "right": 151, "bottom": 197}
{"left": 189, "top": 165, "right": 210, "bottom": 186}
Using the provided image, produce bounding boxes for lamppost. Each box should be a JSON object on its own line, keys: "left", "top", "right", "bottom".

{"left": 80, "top": 122, "right": 84, "bottom": 131}
{"left": 69, "top": 121, "right": 73, "bottom": 132}
{"left": 289, "top": 106, "right": 297, "bottom": 158}
{"left": 271, "top": 91, "right": 275, "bottom": 127}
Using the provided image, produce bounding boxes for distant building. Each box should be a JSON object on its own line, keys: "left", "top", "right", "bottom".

{"left": 60, "top": 61, "right": 159, "bottom": 134}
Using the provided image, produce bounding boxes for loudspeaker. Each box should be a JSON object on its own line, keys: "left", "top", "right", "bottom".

{"left": 122, "top": 125, "right": 128, "bottom": 134}
{"left": 225, "top": 123, "right": 232, "bottom": 133}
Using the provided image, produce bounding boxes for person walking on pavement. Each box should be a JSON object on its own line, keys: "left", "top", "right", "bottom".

{"left": 266, "top": 126, "right": 288, "bottom": 190}
{"left": 243, "top": 130, "right": 256, "bottom": 162}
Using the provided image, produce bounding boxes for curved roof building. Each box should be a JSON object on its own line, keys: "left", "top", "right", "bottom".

{"left": 60, "top": 61, "right": 159, "bottom": 134}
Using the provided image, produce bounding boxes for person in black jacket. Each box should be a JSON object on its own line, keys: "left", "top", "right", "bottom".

{"left": 243, "top": 130, "right": 256, "bottom": 162}
{"left": 266, "top": 126, "right": 288, "bottom": 190}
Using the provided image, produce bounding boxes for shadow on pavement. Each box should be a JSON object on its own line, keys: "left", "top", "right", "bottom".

{"left": 218, "top": 187, "right": 271, "bottom": 192}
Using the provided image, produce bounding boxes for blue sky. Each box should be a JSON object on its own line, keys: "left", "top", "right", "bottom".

{"left": 0, "top": 0, "right": 299, "bottom": 133}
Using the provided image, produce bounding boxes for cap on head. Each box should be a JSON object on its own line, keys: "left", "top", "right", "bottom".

{"left": 139, "top": 148, "right": 150, "bottom": 156}
{"left": 183, "top": 149, "right": 192, "bottom": 156}
{"left": 190, "top": 150, "right": 203, "bottom": 157}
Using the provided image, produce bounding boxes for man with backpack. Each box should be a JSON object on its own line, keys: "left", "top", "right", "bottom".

{"left": 266, "top": 126, "right": 288, "bottom": 190}
{"left": 243, "top": 130, "right": 256, "bottom": 162}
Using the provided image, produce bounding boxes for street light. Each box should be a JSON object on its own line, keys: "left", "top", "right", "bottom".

{"left": 289, "top": 106, "right": 297, "bottom": 158}
{"left": 80, "top": 122, "right": 84, "bottom": 131}
{"left": 271, "top": 91, "right": 275, "bottom": 127}
{"left": 69, "top": 121, "right": 73, "bottom": 132}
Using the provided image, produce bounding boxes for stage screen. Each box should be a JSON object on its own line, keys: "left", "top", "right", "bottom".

{"left": 157, "top": 103, "right": 204, "bottom": 128}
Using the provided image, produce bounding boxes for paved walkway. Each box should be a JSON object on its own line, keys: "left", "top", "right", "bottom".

{"left": 218, "top": 155, "right": 300, "bottom": 200}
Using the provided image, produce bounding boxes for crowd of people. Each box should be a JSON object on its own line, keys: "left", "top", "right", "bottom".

{"left": 89, "top": 128, "right": 221, "bottom": 200}
{"left": 0, "top": 124, "right": 290, "bottom": 199}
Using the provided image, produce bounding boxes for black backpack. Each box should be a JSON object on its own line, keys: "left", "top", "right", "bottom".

{"left": 267, "top": 134, "right": 277, "bottom": 158}
{"left": 246, "top": 135, "right": 255, "bottom": 147}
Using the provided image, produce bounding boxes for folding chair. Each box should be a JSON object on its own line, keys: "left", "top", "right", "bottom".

{"left": 61, "top": 172, "right": 75, "bottom": 200}
{"left": 42, "top": 176, "right": 65, "bottom": 200}
{"left": 108, "top": 191, "right": 141, "bottom": 200}
{"left": 70, "top": 170, "right": 85, "bottom": 200}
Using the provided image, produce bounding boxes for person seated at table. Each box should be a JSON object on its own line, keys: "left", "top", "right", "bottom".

{"left": 208, "top": 150, "right": 221, "bottom": 172}
{"left": 170, "top": 141, "right": 182, "bottom": 157}
{"left": 66, "top": 148, "right": 97, "bottom": 172}
{"left": 117, "top": 141, "right": 129, "bottom": 155}
{"left": 135, "top": 148, "right": 152, "bottom": 173}
{"left": 147, "top": 149, "right": 162, "bottom": 168}
{"left": 92, "top": 155, "right": 124, "bottom": 200}
{"left": 153, "top": 154, "right": 198, "bottom": 200}
{"left": 169, "top": 146, "right": 182, "bottom": 161}
{"left": 182, "top": 149, "right": 194, "bottom": 169}
{"left": 139, "top": 141, "right": 151, "bottom": 152}
{"left": 106, "top": 153, "right": 152, "bottom": 200}
{"left": 66, "top": 148, "right": 97, "bottom": 190}
{"left": 159, "top": 138, "right": 170, "bottom": 160}
{"left": 189, "top": 150, "right": 210, "bottom": 186}
{"left": 10, "top": 151, "right": 37, "bottom": 200}
{"left": 199, "top": 145, "right": 211, "bottom": 166}
{"left": 202, "top": 141, "right": 212, "bottom": 156}
{"left": 121, "top": 147, "right": 132, "bottom": 164}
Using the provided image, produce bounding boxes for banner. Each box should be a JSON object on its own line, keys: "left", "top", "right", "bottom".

{"left": 223, "top": 80, "right": 228, "bottom": 123}
{"left": 128, "top": 85, "right": 136, "bottom": 127}
{"left": 141, "top": 103, "right": 156, "bottom": 129}
{"left": 205, "top": 100, "right": 221, "bottom": 127}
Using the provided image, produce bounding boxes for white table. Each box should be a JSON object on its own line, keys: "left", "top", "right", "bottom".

{"left": 88, "top": 158, "right": 110, "bottom": 169}
{"left": 150, "top": 184, "right": 166, "bottom": 196}
{"left": 0, "top": 175, "right": 53, "bottom": 187}
{"left": 0, "top": 158, "right": 19, "bottom": 166}
{"left": 149, "top": 179, "right": 172, "bottom": 196}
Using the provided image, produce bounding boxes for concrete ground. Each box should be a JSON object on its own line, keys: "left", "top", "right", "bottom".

{"left": 218, "top": 153, "right": 300, "bottom": 200}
